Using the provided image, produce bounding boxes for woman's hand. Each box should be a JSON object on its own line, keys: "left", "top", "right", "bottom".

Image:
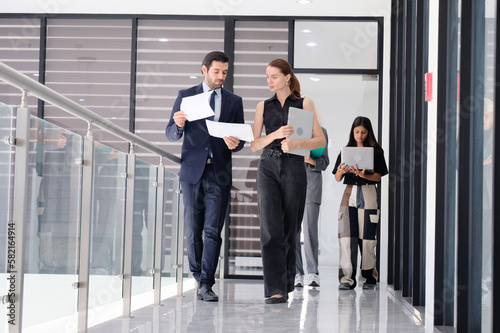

{"left": 281, "top": 138, "right": 297, "bottom": 153}
{"left": 338, "top": 163, "right": 350, "bottom": 175}
{"left": 273, "top": 125, "right": 294, "bottom": 140}
{"left": 349, "top": 165, "right": 366, "bottom": 178}
{"left": 334, "top": 163, "right": 349, "bottom": 182}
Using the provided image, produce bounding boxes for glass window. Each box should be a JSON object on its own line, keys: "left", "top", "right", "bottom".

{"left": 229, "top": 20, "right": 289, "bottom": 276}
{"left": 294, "top": 20, "right": 379, "bottom": 69}
{"left": 135, "top": 19, "right": 224, "bottom": 167}
{"left": 0, "top": 18, "right": 40, "bottom": 110}
{"left": 44, "top": 19, "right": 132, "bottom": 142}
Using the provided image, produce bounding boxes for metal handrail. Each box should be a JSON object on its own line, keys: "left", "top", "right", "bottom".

{"left": 0, "top": 61, "right": 181, "bottom": 164}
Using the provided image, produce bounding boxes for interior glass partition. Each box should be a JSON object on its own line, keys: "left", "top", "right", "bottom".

{"left": 0, "top": 102, "right": 14, "bottom": 332}
{"left": 88, "top": 144, "right": 127, "bottom": 326}
{"left": 482, "top": 2, "right": 496, "bottom": 331}
{"left": 433, "top": 0, "right": 463, "bottom": 327}
{"left": 296, "top": 73, "right": 379, "bottom": 272}
{"left": 23, "top": 116, "right": 82, "bottom": 330}
{"left": 228, "top": 20, "right": 289, "bottom": 277}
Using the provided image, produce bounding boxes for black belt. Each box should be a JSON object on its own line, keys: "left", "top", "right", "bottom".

{"left": 206, "top": 157, "right": 213, "bottom": 164}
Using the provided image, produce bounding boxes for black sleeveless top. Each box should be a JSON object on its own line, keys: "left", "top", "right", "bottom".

{"left": 263, "top": 94, "right": 304, "bottom": 151}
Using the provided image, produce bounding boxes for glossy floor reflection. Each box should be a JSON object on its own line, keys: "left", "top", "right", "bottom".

{"left": 88, "top": 266, "right": 436, "bottom": 333}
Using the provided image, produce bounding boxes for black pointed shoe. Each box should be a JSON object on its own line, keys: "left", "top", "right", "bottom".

{"left": 198, "top": 284, "right": 219, "bottom": 302}
{"left": 265, "top": 294, "right": 288, "bottom": 304}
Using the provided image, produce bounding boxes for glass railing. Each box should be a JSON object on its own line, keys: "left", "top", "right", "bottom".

{"left": 0, "top": 102, "right": 14, "bottom": 331}
{"left": 0, "top": 61, "right": 186, "bottom": 333}
{"left": 87, "top": 143, "right": 127, "bottom": 326}
{"left": 160, "top": 170, "right": 180, "bottom": 298}
{"left": 130, "top": 159, "right": 156, "bottom": 308}
{"left": 1, "top": 111, "right": 186, "bottom": 333}
{"left": 23, "top": 117, "right": 82, "bottom": 330}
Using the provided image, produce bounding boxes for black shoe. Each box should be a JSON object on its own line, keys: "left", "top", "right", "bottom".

{"left": 363, "top": 282, "right": 376, "bottom": 290}
{"left": 265, "top": 295, "right": 288, "bottom": 304}
{"left": 363, "top": 278, "right": 377, "bottom": 290}
{"left": 198, "top": 285, "right": 219, "bottom": 302}
{"left": 339, "top": 282, "right": 355, "bottom": 290}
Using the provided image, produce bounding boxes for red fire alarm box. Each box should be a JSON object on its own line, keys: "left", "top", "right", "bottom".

{"left": 425, "top": 72, "right": 433, "bottom": 102}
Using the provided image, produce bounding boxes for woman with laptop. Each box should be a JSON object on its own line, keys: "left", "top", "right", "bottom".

{"left": 332, "top": 116, "right": 388, "bottom": 290}
{"left": 250, "top": 59, "right": 325, "bottom": 304}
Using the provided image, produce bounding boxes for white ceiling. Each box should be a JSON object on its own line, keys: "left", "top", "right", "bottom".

{"left": 4, "top": 0, "right": 392, "bottom": 17}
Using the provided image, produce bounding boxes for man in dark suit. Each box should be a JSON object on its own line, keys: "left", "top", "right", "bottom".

{"left": 166, "top": 51, "right": 245, "bottom": 301}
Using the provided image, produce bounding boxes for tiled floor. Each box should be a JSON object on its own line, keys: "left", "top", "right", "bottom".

{"left": 88, "top": 265, "right": 438, "bottom": 333}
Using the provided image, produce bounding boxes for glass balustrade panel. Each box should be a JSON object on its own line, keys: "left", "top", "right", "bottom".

{"left": 87, "top": 143, "right": 127, "bottom": 327}
{"left": 22, "top": 116, "right": 82, "bottom": 330}
{"left": 0, "top": 102, "right": 14, "bottom": 332}
{"left": 131, "top": 159, "right": 156, "bottom": 309}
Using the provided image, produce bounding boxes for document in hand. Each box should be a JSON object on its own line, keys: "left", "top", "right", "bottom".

{"left": 180, "top": 91, "right": 215, "bottom": 122}
{"left": 205, "top": 120, "right": 254, "bottom": 142}
{"left": 287, "top": 107, "right": 314, "bottom": 156}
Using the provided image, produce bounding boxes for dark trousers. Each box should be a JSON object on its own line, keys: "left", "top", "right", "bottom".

{"left": 181, "top": 164, "right": 230, "bottom": 287}
{"left": 257, "top": 149, "right": 307, "bottom": 297}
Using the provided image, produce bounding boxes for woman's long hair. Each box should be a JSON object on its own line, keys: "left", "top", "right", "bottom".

{"left": 268, "top": 59, "right": 301, "bottom": 99}
{"left": 346, "top": 116, "right": 381, "bottom": 149}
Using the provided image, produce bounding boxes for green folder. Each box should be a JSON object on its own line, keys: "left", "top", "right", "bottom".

{"left": 310, "top": 144, "right": 326, "bottom": 159}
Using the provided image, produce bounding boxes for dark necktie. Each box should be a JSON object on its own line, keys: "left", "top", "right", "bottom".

{"left": 208, "top": 91, "right": 216, "bottom": 157}
{"left": 209, "top": 90, "right": 216, "bottom": 121}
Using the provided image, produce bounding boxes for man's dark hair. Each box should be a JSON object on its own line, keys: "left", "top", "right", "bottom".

{"left": 202, "top": 51, "right": 230, "bottom": 72}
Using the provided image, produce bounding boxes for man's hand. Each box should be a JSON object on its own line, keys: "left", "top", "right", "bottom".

{"left": 173, "top": 111, "right": 187, "bottom": 128}
{"left": 223, "top": 136, "right": 240, "bottom": 150}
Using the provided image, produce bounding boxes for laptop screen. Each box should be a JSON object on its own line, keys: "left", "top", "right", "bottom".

{"left": 341, "top": 147, "right": 374, "bottom": 172}
{"left": 287, "top": 107, "right": 314, "bottom": 156}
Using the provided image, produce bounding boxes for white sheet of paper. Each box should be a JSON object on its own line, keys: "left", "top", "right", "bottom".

{"left": 180, "top": 91, "right": 215, "bottom": 122}
{"left": 205, "top": 120, "right": 254, "bottom": 142}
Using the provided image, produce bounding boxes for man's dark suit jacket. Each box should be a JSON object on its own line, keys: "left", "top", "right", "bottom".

{"left": 166, "top": 83, "right": 245, "bottom": 188}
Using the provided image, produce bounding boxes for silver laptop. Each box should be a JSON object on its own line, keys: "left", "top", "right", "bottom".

{"left": 287, "top": 107, "right": 314, "bottom": 156}
{"left": 341, "top": 147, "right": 374, "bottom": 172}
